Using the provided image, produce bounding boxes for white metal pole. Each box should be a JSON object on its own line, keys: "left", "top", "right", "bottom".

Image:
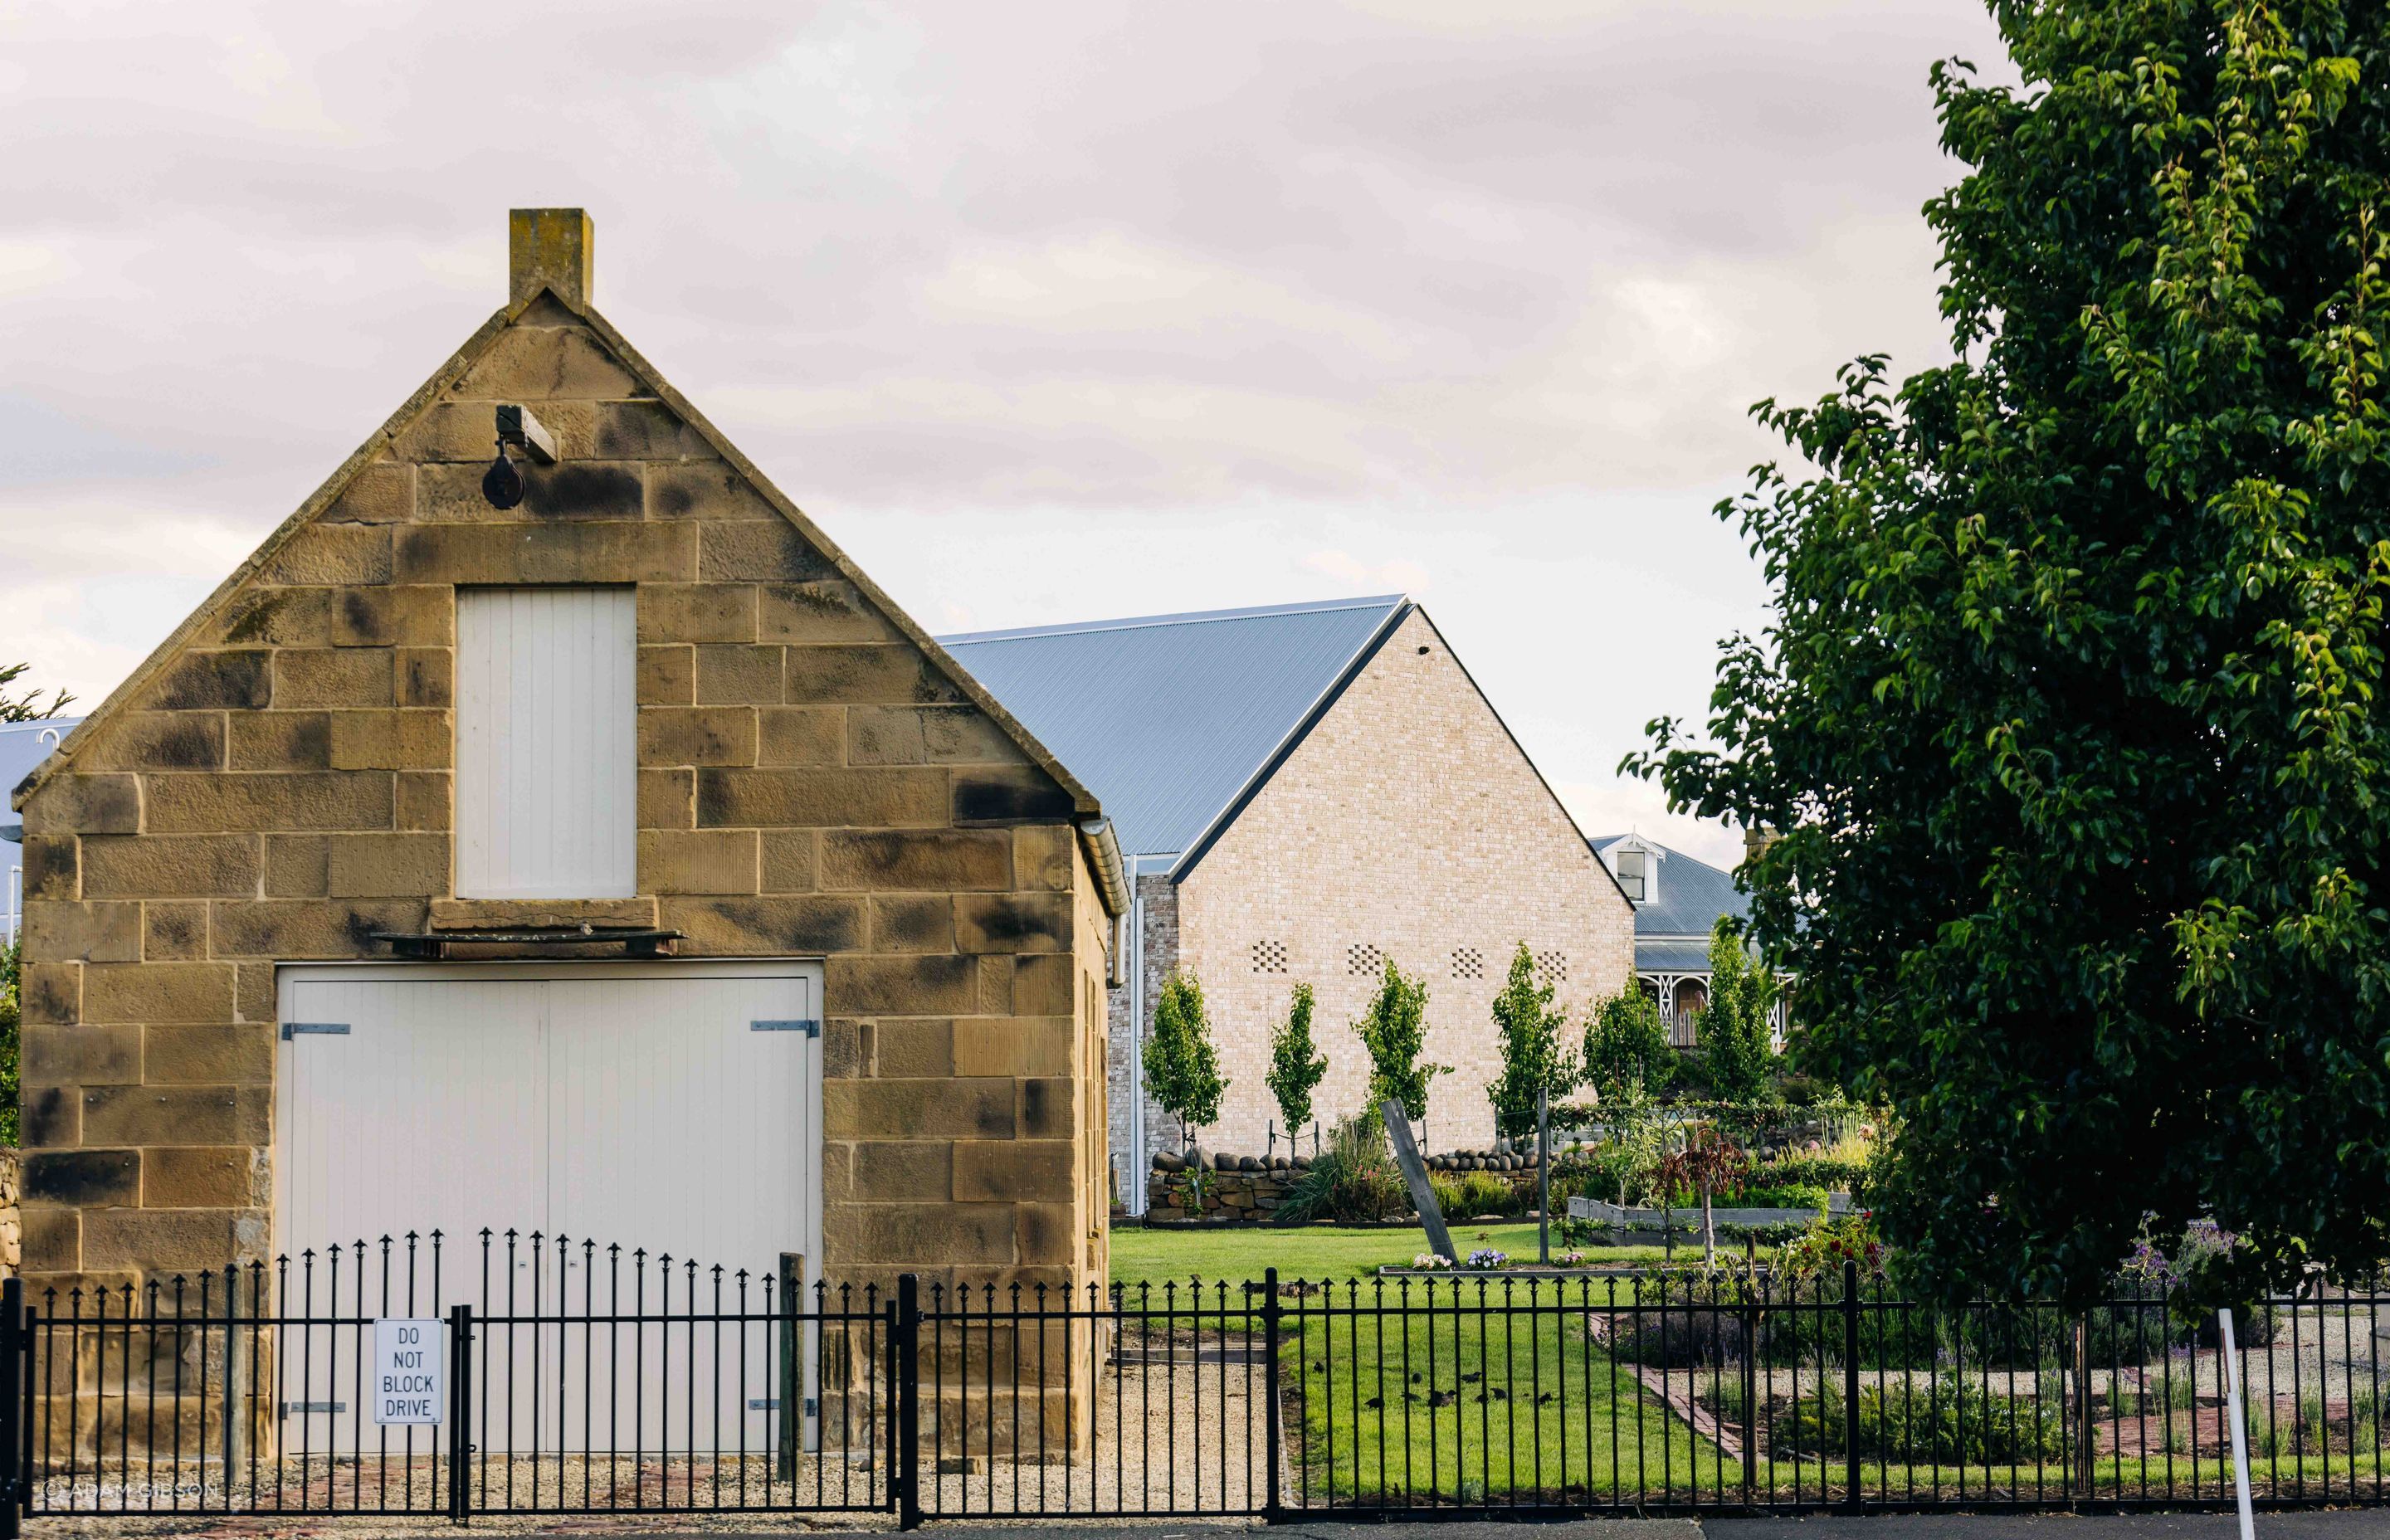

{"left": 2220, "top": 1308, "right": 2256, "bottom": 1540}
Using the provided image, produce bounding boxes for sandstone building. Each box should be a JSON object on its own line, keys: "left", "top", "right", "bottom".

{"left": 943, "top": 597, "right": 1635, "bottom": 1210}
{"left": 10, "top": 208, "right": 1126, "bottom": 1338}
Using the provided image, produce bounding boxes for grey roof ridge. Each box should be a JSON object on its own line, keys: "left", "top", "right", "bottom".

{"left": 939, "top": 593, "right": 1405, "bottom": 646}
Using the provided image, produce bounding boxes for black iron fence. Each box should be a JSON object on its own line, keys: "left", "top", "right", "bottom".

{"left": 1, "top": 1243, "right": 2383, "bottom": 1530}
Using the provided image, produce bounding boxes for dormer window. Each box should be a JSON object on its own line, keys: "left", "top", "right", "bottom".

{"left": 1615, "top": 848, "right": 1647, "bottom": 903}
{"left": 1604, "top": 835, "right": 1662, "bottom": 907}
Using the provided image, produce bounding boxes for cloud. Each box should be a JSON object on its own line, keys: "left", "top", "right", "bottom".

{"left": 1302, "top": 548, "right": 1432, "bottom": 594}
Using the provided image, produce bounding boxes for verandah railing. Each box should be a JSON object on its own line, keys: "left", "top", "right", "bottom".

{"left": 0, "top": 1244, "right": 2382, "bottom": 1530}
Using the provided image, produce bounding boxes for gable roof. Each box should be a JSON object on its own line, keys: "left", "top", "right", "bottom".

{"left": 940, "top": 596, "right": 1407, "bottom": 860}
{"left": 1590, "top": 833, "right": 1749, "bottom": 938}
{"left": 0, "top": 718, "right": 80, "bottom": 842}
{"left": 12, "top": 267, "right": 1106, "bottom": 865}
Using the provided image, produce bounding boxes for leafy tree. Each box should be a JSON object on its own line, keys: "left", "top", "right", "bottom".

{"left": 1583, "top": 989, "right": 1675, "bottom": 1098}
{"left": 1632, "top": 2, "right": 2390, "bottom": 1299}
{"left": 1698, "top": 919, "right": 1775, "bottom": 1104}
{"left": 0, "top": 664, "right": 71, "bottom": 724}
{"left": 1355, "top": 958, "right": 1446, "bottom": 1123}
{"left": 1657, "top": 1124, "right": 1753, "bottom": 1266}
{"left": 1144, "top": 971, "right": 1226, "bottom": 1148}
{"left": 0, "top": 942, "right": 17, "bottom": 1146}
{"left": 1486, "top": 943, "right": 1575, "bottom": 1139}
{"left": 1266, "top": 982, "right": 1328, "bottom": 1136}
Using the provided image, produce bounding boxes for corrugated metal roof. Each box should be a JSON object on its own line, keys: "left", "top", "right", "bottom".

{"left": 1589, "top": 834, "right": 1749, "bottom": 939}
{"left": 1, "top": 717, "right": 82, "bottom": 841}
{"left": 940, "top": 597, "right": 1406, "bottom": 859}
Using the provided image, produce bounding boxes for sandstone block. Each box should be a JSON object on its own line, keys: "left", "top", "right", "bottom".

{"left": 80, "top": 963, "right": 236, "bottom": 1025}
{"left": 871, "top": 1018, "right": 954, "bottom": 1077}
{"left": 394, "top": 400, "right": 591, "bottom": 464}
{"left": 953, "top": 1141, "right": 1071, "bottom": 1204}
{"left": 648, "top": 461, "right": 778, "bottom": 522}
{"left": 637, "top": 706, "right": 757, "bottom": 765}
{"left": 143, "top": 1148, "right": 256, "bottom": 1210}
{"left": 24, "top": 1150, "right": 139, "bottom": 1209}
{"left": 656, "top": 894, "right": 861, "bottom": 953}
{"left": 826, "top": 1077, "right": 1012, "bottom": 1141}
{"left": 637, "top": 645, "right": 695, "bottom": 705}
{"left": 951, "top": 768, "right": 1075, "bottom": 826}
{"left": 1011, "top": 826, "right": 1075, "bottom": 892}
{"left": 954, "top": 1017, "right": 1072, "bottom": 1079}
{"left": 394, "top": 522, "right": 696, "bottom": 584}
{"left": 235, "top": 962, "right": 273, "bottom": 1024}
{"left": 836, "top": 1142, "right": 953, "bottom": 1204}
{"left": 1017, "top": 1078, "right": 1076, "bottom": 1139}
{"left": 260, "top": 524, "right": 393, "bottom": 585}
{"left": 417, "top": 459, "right": 644, "bottom": 522}
{"left": 22, "top": 1024, "right": 141, "bottom": 1086}
{"left": 21, "top": 773, "right": 139, "bottom": 836}
{"left": 397, "top": 771, "right": 451, "bottom": 831}
{"left": 698, "top": 521, "right": 829, "bottom": 583}
{"left": 754, "top": 705, "right": 839, "bottom": 766}
{"left": 428, "top": 896, "right": 656, "bottom": 929}
{"left": 637, "top": 831, "right": 758, "bottom": 894}
{"left": 84, "top": 712, "right": 224, "bottom": 772}
{"left": 826, "top": 953, "right": 977, "bottom": 1016}
{"left": 822, "top": 1016, "right": 870, "bottom": 1079}
{"left": 758, "top": 831, "right": 817, "bottom": 891}
{"left": 851, "top": 706, "right": 1023, "bottom": 768}
{"left": 24, "top": 901, "right": 141, "bottom": 963}
{"left": 758, "top": 582, "right": 894, "bottom": 644}
{"left": 869, "top": 895, "right": 953, "bottom": 953}
{"left": 148, "top": 651, "right": 271, "bottom": 712}
{"left": 823, "top": 1201, "right": 1012, "bottom": 1265}
{"left": 954, "top": 892, "right": 1071, "bottom": 954}
{"left": 228, "top": 712, "right": 331, "bottom": 771}
{"left": 397, "top": 648, "right": 452, "bottom": 708}
{"left": 1012, "top": 1202, "right": 1077, "bottom": 1265}
{"left": 275, "top": 647, "right": 395, "bottom": 708}
{"left": 973, "top": 956, "right": 1014, "bottom": 1016}
{"left": 81, "top": 836, "right": 256, "bottom": 899}
{"left": 322, "top": 460, "right": 413, "bottom": 524}
{"left": 19, "top": 835, "right": 76, "bottom": 899}
{"left": 782, "top": 645, "right": 962, "bottom": 706}
{"left": 263, "top": 834, "right": 329, "bottom": 898}
{"left": 456, "top": 323, "right": 641, "bottom": 398}
{"left": 144, "top": 772, "right": 394, "bottom": 833}
{"left": 592, "top": 402, "right": 702, "bottom": 460}
{"left": 695, "top": 768, "right": 945, "bottom": 829}
{"left": 819, "top": 831, "right": 1011, "bottom": 892}
{"left": 1011, "top": 954, "right": 1075, "bottom": 1018}
{"left": 329, "top": 709, "right": 451, "bottom": 770}
{"left": 144, "top": 1024, "right": 274, "bottom": 1085}
{"left": 208, "top": 901, "right": 424, "bottom": 958}
{"left": 637, "top": 583, "right": 758, "bottom": 643}
{"left": 81, "top": 1209, "right": 249, "bottom": 1273}
{"left": 22, "top": 1210, "right": 77, "bottom": 1272}
{"left": 143, "top": 902, "right": 208, "bottom": 961}
{"left": 637, "top": 767, "right": 694, "bottom": 829}
{"left": 327, "top": 832, "right": 449, "bottom": 897}
{"left": 217, "top": 586, "right": 450, "bottom": 648}
{"left": 81, "top": 1087, "right": 269, "bottom": 1148}
{"left": 20, "top": 964, "right": 78, "bottom": 1026}
{"left": 694, "top": 645, "right": 784, "bottom": 704}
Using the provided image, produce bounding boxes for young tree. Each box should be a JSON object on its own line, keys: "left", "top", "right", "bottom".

{"left": 0, "top": 663, "right": 71, "bottom": 724}
{"left": 1355, "top": 958, "right": 1445, "bottom": 1125}
{"left": 1657, "top": 1125, "right": 1752, "bottom": 1266}
{"left": 1583, "top": 989, "right": 1675, "bottom": 1098}
{"left": 1266, "top": 982, "right": 1328, "bottom": 1138}
{"left": 1144, "top": 971, "right": 1226, "bottom": 1153}
{"left": 1486, "top": 943, "right": 1574, "bottom": 1140}
{"left": 1698, "top": 919, "right": 1774, "bottom": 1104}
{"left": 1632, "top": 2, "right": 2390, "bottom": 1299}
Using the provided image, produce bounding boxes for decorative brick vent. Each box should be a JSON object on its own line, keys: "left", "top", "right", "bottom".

{"left": 1450, "top": 947, "right": 1483, "bottom": 980}
{"left": 1533, "top": 948, "right": 1568, "bottom": 987}
{"left": 1347, "top": 943, "right": 1385, "bottom": 977}
{"left": 1250, "top": 939, "right": 1288, "bottom": 974}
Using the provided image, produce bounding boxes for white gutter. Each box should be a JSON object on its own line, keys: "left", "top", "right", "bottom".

{"left": 1122, "top": 850, "right": 1178, "bottom": 1217}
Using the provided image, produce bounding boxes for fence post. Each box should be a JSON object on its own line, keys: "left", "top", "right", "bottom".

{"left": 1740, "top": 1260, "right": 1758, "bottom": 1506}
{"left": 446, "top": 1304, "right": 472, "bottom": 1526}
{"left": 1261, "top": 1266, "right": 1284, "bottom": 1521}
{"left": 1841, "top": 1259, "right": 1861, "bottom": 1513}
{"left": 0, "top": 1277, "right": 21, "bottom": 1540}
{"left": 895, "top": 1274, "right": 921, "bottom": 1531}
{"left": 2073, "top": 1314, "right": 2093, "bottom": 1507}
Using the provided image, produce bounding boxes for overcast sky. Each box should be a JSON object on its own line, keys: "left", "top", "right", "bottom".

{"left": 0, "top": 1, "right": 2007, "bottom": 868}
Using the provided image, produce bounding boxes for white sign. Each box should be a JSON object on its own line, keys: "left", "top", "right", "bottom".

{"left": 372, "top": 1318, "right": 445, "bottom": 1425}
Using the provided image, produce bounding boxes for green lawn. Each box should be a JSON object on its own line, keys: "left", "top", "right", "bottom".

{"left": 1109, "top": 1221, "right": 1673, "bottom": 1294}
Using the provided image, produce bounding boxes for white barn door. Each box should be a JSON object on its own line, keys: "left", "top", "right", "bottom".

{"left": 275, "top": 961, "right": 822, "bottom": 1457}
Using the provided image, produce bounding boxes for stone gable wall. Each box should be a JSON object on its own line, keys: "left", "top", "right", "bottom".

{"left": 14, "top": 302, "right": 1104, "bottom": 1315}
{"left": 1169, "top": 609, "right": 1634, "bottom": 1157}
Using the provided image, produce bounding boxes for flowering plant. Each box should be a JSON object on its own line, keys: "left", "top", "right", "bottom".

{"left": 1558, "top": 1250, "right": 1587, "bottom": 1266}
{"left": 1466, "top": 1248, "right": 1510, "bottom": 1270}
{"left": 1409, "top": 1252, "right": 1455, "bottom": 1270}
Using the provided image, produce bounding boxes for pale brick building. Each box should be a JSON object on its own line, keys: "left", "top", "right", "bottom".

{"left": 944, "top": 597, "right": 1636, "bottom": 1211}
{"left": 10, "top": 207, "right": 1126, "bottom": 1349}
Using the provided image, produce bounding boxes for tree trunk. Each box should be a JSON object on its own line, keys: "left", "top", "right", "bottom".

{"left": 1702, "top": 1180, "right": 1716, "bottom": 1265}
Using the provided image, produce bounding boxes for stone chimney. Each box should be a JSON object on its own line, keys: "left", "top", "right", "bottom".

{"left": 509, "top": 207, "right": 593, "bottom": 307}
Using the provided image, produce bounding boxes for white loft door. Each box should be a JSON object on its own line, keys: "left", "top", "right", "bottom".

{"left": 455, "top": 587, "right": 637, "bottom": 899}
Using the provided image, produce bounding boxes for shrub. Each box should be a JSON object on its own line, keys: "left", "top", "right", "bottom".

{"left": 1145, "top": 970, "right": 1227, "bottom": 1139}
{"left": 1583, "top": 990, "right": 1673, "bottom": 1097}
{"left": 1275, "top": 1111, "right": 1408, "bottom": 1225}
{"left": 1755, "top": 1150, "right": 1870, "bottom": 1194}
{"left": 1266, "top": 982, "right": 1328, "bottom": 1135}
{"left": 1778, "top": 1378, "right": 2066, "bottom": 1465}
{"left": 1488, "top": 943, "right": 1575, "bottom": 1139}
{"left": 1431, "top": 1170, "right": 1523, "bottom": 1219}
{"left": 1718, "top": 1182, "right": 1829, "bottom": 1211}
{"left": 1699, "top": 918, "right": 1774, "bottom": 1103}
{"left": 1357, "top": 959, "right": 1445, "bottom": 1123}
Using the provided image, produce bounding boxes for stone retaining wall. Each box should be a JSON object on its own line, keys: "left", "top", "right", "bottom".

{"left": 1144, "top": 1148, "right": 1547, "bottom": 1221}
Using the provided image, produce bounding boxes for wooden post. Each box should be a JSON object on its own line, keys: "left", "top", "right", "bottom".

{"left": 1383, "top": 1099, "right": 1456, "bottom": 1261}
